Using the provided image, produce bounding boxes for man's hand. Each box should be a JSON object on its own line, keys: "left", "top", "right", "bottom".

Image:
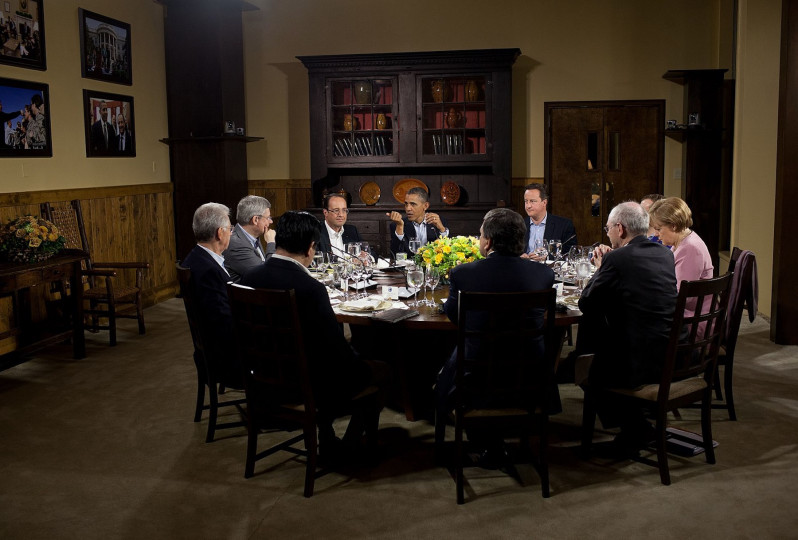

{"left": 592, "top": 244, "right": 612, "bottom": 269}
{"left": 425, "top": 212, "right": 446, "bottom": 232}
{"left": 520, "top": 251, "right": 545, "bottom": 262}
{"left": 386, "top": 211, "right": 404, "bottom": 235}
{"left": 263, "top": 229, "right": 276, "bottom": 244}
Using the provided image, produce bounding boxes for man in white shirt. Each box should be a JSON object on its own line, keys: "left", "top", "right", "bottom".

{"left": 316, "top": 193, "right": 364, "bottom": 259}
{"left": 387, "top": 187, "right": 449, "bottom": 256}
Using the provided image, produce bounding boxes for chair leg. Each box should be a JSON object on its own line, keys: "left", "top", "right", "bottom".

{"left": 713, "top": 364, "right": 723, "bottom": 401}
{"left": 655, "top": 409, "right": 671, "bottom": 486}
{"left": 702, "top": 393, "right": 716, "bottom": 465}
{"left": 244, "top": 417, "right": 258, "bottom": 479}
{"left": 455, "top": 417, "right": 465, "bottom": 505}
{"left": 194, "top": 375, "right": 206, "bottom": 423}
{"left": 539, "top": 416, "right": 550, "bottom": 498}
{"left": 580, "top": 389, "right": 597, "bottom": 458}
{"left": 303, "top": 424, "right": 318, "bottom": 498}
{"left": 724, "top": 362, "right": 737, "bottom": 421}
{"left": 108, "top": 306, "right": 117, "bottom": 346}
{"left": 136, "top": 294, "right": 146, "bottom": 335}
{"left": 205, "top": 383, "right": 219, "bottom": 443}
{"left": 434, "top": 407, "right": 447, "bottom": 465}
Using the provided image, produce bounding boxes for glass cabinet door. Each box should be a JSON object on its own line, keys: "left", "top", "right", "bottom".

{"left": 419, "top": 76, "right": 490, "bottom": 161}
{"left": 329, "top": 78, "right": 397, "bottom": 162}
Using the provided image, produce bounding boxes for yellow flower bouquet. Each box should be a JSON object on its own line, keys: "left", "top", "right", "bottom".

{"left": 0, "top": 215, "right": 66, "bottom": 263}
{"left": 414, "top": 235, "right": 483, "bottom": 278}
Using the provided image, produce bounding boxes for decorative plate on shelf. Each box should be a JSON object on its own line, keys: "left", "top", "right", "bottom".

{"left": 392, "top": 178, "right": 429, "bottom": 203}
{"left": 359, "top": 181, "right": 381, "bottom": 206}
{"left": 440, "top": 181, "right": 461, "bottom": 206}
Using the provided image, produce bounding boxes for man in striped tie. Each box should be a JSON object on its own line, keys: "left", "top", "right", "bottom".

{"left": 223, "top": 195, "right": 276, "bottom": 282}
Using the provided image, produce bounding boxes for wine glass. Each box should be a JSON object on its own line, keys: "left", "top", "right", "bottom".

{"left": 533, "top": 238, "right": 548, "bottom": 261}
{"left": 347, "top": 242, "right": 361, "bottom": 259}
{"left": 425, "top": 265, "right": 441, "bottom": 307}
{"left": 575, "top": 258, "right": 592, "bottom": 295}
{"left": 406, "top": 266, "right": 424, "bottom": 307}
{"left": 548, "top": 239, "right": 563, "bottom": 261}
{"left": 408, "top": 239, "right": 422, "bottom": 260}
{"left": 312, "top": 251, "right": 325, "bottom": 271}
{"left": 340, "top": 261, "right": 354, "bottom": 301}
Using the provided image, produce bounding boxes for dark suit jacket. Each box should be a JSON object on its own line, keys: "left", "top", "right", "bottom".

{"left": 438, "top": 253, "right": 557, "bottom": 412}
{"left": 316, "top": 222, "right": 362, "bottom": 258}
{"left": 577, "top": 235, "right": 677, "bottom": 388}
{"left": 222, "top": 223, "right": 275, "bottom": 283}
{"left": 182, "top": 245, "right": 242, "bottom": 388}
{"left": 390, "top": 216, "right": 448, "bottom": 256}
{"left": 240, "top": 257, "right": 371, "bottom": 408}
{"left": 90, "top": 120, "right": 117, "bottom": 153}
{"left": 524, "top": 213, "right": 577, "bottom": 256}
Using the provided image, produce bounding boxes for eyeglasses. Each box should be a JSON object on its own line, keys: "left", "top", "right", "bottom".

{"left": 326, "top": 208, "right": 349, "bottom": 215}
{"left": 603, "top": 223, "right": 618, "bottom": 233}
{"left": 256, "top": 214, "right": 273, "bottom": 222}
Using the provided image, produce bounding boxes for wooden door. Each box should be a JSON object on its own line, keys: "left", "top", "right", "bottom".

{"left": 545, "top": 101, "right": 664, "bottom": 246}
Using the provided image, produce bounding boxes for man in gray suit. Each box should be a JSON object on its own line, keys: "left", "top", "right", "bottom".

{"left": 223, "top": 195, "right": 276, "bottom": 282}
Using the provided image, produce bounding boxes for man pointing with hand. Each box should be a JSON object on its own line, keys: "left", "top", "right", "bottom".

{"left": 387, "top": 186, "right": 449, "bottom": 256}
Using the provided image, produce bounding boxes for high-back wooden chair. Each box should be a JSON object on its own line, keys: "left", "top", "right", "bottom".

{"left": 40, "top": 200, "right": 149, "bottom": 346}
{"left": 435, "top": 288, "right": 558, "bottom": 503}
{"left": 227, "top": 283, "right": 380, "bottom": 498}
{"left": 177, "top": 265, "right": 245, "bottom": 442}
{"left": 714, "top": 247, "right": 758, "bottom": 420}
{"left": 581, "top": 273, "right": 732, "bottom": 485}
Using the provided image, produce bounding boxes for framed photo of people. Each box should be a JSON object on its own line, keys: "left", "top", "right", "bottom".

{"left": 0, "top": 77, "right": 51, "bottom": 157}
{"left": 0, "top": 0, "right": 47, "bottom": 71}
{"left": 83, "top": 90, "right": 135, "bottom": 158}
{"left": 78, "top": 8, "right": 132, "bottom": 85}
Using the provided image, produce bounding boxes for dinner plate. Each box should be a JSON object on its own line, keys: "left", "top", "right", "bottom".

{"left": 338, "top": 298, "right": 394, "bottom": 312}
{"left": 359, "top": 181, "right": 381, "bottom": 205}
{"left": 440, "top": 181, "right": 461, "bottom": 205}
{"left": 393, "top": 178, "right": 429, "bottom": 203}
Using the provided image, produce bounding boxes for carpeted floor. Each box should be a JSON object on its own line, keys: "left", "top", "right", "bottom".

{"left": 1, "top": 298, "right": 797, "bottom": 539}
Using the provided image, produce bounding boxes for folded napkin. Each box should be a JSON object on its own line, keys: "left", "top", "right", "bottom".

{"left": 338, "top": 296, "right": 394, "bottom": 312}
{"left": 349, "top": 280, "right": 378, "bottom": 290}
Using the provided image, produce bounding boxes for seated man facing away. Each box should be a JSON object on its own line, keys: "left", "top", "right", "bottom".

{"left": 577, "top": 201, "right": 678, "bottom": 454}
{"left": 240, "top": 211, "right": 387, "bottom": 455}
{"left": 521, "top": 183, "right": 577, "bottom": 260}
{"left": 222, "top": 195, "right": 276, "bottom": 282}
{"left": 437, "top": 208, "right": 556, "bottom": 466}
{"left": 387, "top": 186, "right": 448, "bottom": 256}
{"left": 181, "top": 202, "right": 242, "bottom": 389}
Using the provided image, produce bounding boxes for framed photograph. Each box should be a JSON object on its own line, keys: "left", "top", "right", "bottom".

{"left": 0, "top": 0, "right": 47, "bottom": 71}
{"left": 83, "top": 90, "right": 135, "bottom": 158}
{"left": 0, "top": 77, "right": 51, "bottom": 157}
{"left": 78, "top": 8, "right": 131, "bottom": 85}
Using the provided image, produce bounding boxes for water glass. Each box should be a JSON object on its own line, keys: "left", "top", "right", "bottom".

{"left": 408, "top": 239, "right": 422, "bottom": 256}
{"left": 406, "top": 266, "right": 424, "bottom": 306}
{"left": 425, "top": 265, "right": 441, "bottom": 306}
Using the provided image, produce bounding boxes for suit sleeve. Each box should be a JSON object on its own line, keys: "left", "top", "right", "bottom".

{"left": 224, "top": 237, "right": 263, "bottom": 282}
{"left": 443, "top": 266, "right": 461, "bottom": 324}
{"left": 390, "top": 222, "right": 408, "bottom": 255}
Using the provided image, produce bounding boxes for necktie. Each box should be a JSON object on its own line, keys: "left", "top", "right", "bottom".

{"left": 254, "top": 241, "right": 264, "bottom": 261}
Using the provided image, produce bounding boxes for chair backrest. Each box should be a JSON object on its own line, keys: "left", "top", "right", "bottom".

{"left": 724, "top": 247, "right": 758, "bottom": 354}
{"left": 659, "top": 273, "right": 733, "bottom": 400}
{"left": 455, "top": 288, "right": 557, "bottom": 411}
{"left": 41, "top": 200, "right": 93, "bottom": 272}
{"left": 227, "top": 284, "right": 315, "bottom": 414}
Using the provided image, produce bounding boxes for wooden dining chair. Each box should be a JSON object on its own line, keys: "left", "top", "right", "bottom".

{"left": 40, "top": 200, "right": 149, "bottom": 346}
{"left": 435, "top": 288, "right": 559, "bottom": 503}
{"left": 581, "top": 273, "right": 732, "bottom": 485}
{"left": 176, "top": 265, "right": 245, "bottom": 442}
{"left": 227, "top": 283, "right": 380, "bottom": 498}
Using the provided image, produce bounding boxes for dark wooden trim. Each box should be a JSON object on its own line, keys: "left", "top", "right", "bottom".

{"left": 0, "top": 183, "right": 173, "bottom": 207}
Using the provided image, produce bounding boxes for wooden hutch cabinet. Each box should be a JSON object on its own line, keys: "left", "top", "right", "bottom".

{"left": 298, "top": 49, "right": 520, "bottom": 256}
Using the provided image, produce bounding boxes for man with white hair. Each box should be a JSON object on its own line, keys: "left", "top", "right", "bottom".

{"left": 577, "top": 201, "right": 678, "bottom": 454}
{"left": 223, "top": 195, "right": 276, "bottom": 282}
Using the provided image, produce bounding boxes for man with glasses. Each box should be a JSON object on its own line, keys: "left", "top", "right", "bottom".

{"left": 317, "top": 193, "right": 363, "bottom": 259}
{"left": 521, "top": 183, "right": 577, "bottom": 260}
{"left": 576, "top": 201, "right": 677, "bottom": 455}
{"left": 223, "top": 195, "right": 276, "bottom": 282}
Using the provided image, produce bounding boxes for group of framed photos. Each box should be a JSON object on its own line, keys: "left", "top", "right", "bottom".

{"left": 0, "top": 2, "right": 135, "bottom": 158}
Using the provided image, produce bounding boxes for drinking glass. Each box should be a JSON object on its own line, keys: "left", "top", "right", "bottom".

{"left": 406, "top": 266, "right": 424, "bottom": 307}
{"left": 312, "top": 251, "right": 324, "bottom": 271}
{"left": 548, "top": 239, "right": 563, "bottom": 261}
{"left": 408, "top": 239, "right": 422, "bottom": 258}
{"left": 575, "top": 258, "right": 592, "bottom": 295}
{"left": 533, "top": 238, "right": 548, "bottom": 261}
{"left": 425, "top": 265, "right": 441, "bottom": 307}
{"left": 347, "top": 242, "right": 361, "bottom": 259}
{"left": 340, "top": 261, "right": 354, "bottom": 301}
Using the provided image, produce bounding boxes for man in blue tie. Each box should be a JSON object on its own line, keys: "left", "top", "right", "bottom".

{"left": 222, "top": 195, "right": 276, "bottom": 282}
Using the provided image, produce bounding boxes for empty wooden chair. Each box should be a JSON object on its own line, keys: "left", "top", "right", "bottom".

{"left": 435, "top": 288, "right": 558, "bottom": 503}
{"left": 176, "top": 265, "right": 245, "bottom": 442}
{"left": 581, "top": 273, "right": 732, "bottom": 485}
{"left": 40, "top": 200, "right": 149, "bottom": 346}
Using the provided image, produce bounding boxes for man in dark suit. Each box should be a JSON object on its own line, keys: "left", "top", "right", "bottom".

{"left": 387, "top": 187, "right": 448, "bottom": 256}
{"left": 90, "top": 101, "right": 116, "bottom": 154}
{"left": 521, "top": 183, "right": 577, "bottom": 259}
{"left": 316, "top": 193, "right": 363, "bottom": 259}
{"left": 181, "top": 202, "right": 242, "bottom": 388}
{"left": 577, "top": 201, "right": 677, "bottom": 451}
{"left": 114, "top": 114, "right": 134, "bottom": 156}
{"left": 240, "top": 211, "right": 386, "bottom": 453}
{"left": 222, "top": 195, "right": 276, "bottom": 282}
{"left": 437, "top": 208, "right": 556, "bottom": 465}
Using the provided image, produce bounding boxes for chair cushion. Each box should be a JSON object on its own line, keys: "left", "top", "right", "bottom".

{"left": 611, "top": 377, "right": 708, "bottom": 402}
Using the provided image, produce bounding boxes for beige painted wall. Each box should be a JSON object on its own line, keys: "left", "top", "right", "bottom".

{"left": 0, "top": 0, "right": 169, "bottom": 193}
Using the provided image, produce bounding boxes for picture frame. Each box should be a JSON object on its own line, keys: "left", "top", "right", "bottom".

{"left": 78, "top": 8, "right": 131, "bottom": 85}
{"left": 83, "top": 90, "right": 135, "bottom": 158}
{"left": 0, "top": 0, "right": 47, "bottom": 71}
{"left": 0, "top": 77, "right": 51, "bottom": 157}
